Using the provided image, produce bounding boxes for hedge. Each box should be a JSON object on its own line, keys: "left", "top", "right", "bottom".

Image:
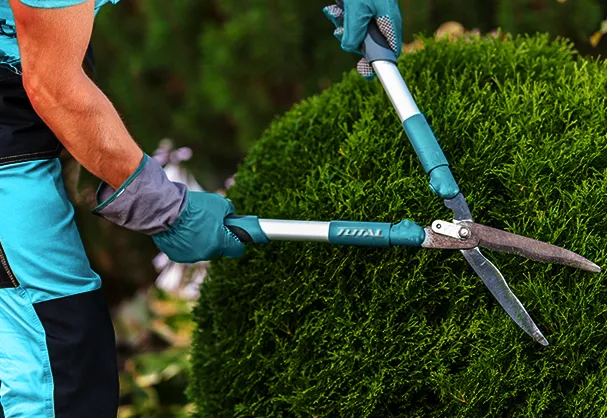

{"left": 189, "top": 34, "right": 607, "bottom": 417}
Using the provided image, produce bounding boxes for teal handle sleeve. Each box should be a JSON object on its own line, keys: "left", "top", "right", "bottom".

{"left": 329, "top": 220, "right": 425, "bottom": 247}
{"left": 402, "top": 113, "right": 460, "bottom": 199}
{"left": 225, "top": 216, "right": 270, "bottom": 244}
{"left": 329, "top": 221, "right": 391, "bottom": 246}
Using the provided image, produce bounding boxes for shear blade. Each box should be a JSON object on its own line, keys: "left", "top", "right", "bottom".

{"left": 461, "top": 247, "right": 549, "bottom": 346}
{"left": 463, "top": 222, "right": 601, "bottom": 273}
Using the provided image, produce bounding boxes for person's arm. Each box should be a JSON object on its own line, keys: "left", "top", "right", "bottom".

{"left": 8, "top": 0, "right": 245, "bottom": 262}
{"left": 9, "top": 0, "right": 143, "bottom": 190}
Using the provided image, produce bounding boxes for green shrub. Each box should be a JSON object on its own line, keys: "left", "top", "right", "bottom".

{"left": 189, "top": 34, "right": 607, "bottom": 417}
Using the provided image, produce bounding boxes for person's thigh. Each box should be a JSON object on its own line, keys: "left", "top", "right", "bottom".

{"left": 0, "top": 160, "right": 119, "bottom": 417}
{"left": 0, "top": 159, "right": 119, "bottom": 417}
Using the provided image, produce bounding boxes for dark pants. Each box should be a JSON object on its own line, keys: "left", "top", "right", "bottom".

{"left": 0, "top": 59, "right": 119, "bottom": 417}
{"left": 0, "top": 291, "right": 119, "bottom": 418}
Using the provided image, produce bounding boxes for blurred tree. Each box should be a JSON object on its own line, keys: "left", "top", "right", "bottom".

{"left": 497, "top": 0, "right": 603, "bottom": 55}
{"left": 90, "top": 0, "right": 351, "bottom": 188}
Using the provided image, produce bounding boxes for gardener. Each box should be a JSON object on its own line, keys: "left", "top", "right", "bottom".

{"left": 0, "top": 0, "right": 401, "bottom": 416}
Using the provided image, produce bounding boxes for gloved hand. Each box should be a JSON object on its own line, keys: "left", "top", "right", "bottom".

{"left": 323, "top": 0, "right": 403, "bottom": 80}
{"left": 152, "top": 191, "right": 244, "bottom": 263}
{"left": 93, "top": 154, "right": 245, "bottom": 263}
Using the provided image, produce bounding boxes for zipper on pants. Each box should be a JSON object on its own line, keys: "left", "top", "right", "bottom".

{"left": 0, "top": 242, "right": 19, "bottom": 288}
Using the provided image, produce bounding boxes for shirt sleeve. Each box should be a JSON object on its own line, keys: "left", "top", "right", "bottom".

{"left": 16, "top": 0, "right": 88, "bottom": 8}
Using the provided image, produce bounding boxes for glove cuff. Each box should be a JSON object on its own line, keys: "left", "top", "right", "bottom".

{"left": 92, "top": 154, "right": 187, "bottom": 235}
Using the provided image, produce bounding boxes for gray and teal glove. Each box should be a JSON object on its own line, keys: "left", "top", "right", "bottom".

{"left": 323, "top": 0, "right": 403, "bottom": 79}
{"left": 93, "top": 154, "right": 244, "bottom": 263}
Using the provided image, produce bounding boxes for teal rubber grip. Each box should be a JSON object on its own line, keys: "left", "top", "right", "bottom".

{"left": 225, "top": 216, "right": 270, "bottom": 244}
{"left": 389, "top": 220, "right": 426, "bottom": 246}
{"left": 329, "top": 220, "right": 425, "bottom": 247}
{"left": 402, "top": 114, "right": 460, "bottom": 199}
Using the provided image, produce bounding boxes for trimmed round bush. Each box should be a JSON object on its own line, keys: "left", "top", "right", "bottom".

{"left": 189, "top": 34, "right": 607, "bottom": 417}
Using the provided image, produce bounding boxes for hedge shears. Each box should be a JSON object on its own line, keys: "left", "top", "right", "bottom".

{"left": 226, "top": 2, "right": 601, "bottom": 346}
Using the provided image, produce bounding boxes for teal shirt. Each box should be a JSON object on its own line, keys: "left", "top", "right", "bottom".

{"left": 0, "top": 0, "right": 119, "bottom": 68}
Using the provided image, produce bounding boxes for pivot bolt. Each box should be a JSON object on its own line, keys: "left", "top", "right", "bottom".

{"left": 458, "top": 227, "right": 470, "bottom": 240}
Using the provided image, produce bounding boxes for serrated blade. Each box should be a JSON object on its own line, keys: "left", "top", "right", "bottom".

{"left": 461, "top": 247, "right": 549, "bottom": 346}
{"left": 463, "top": 222, "right": 601, "bottom": 273}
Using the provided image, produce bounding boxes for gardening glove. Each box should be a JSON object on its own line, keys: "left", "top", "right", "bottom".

{"left": 323, "top": 0, "right": 403, "bottom": 80}
{"left": 92, "top": 154, "right": 245, "bottom": 263}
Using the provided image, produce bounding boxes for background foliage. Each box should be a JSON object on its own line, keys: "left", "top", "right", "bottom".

{"left": 189, "top": 33, "right": 607, "bottom": 416}
{"left": 90, "top": 0, "right": 607, "bottom": 189}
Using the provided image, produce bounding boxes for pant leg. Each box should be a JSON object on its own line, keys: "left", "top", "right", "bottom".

{"left": 0, "top": 157, "right": 120, "bottom": 417}
{"left": 33, "top": 290, "right": 119, "bottom": 417}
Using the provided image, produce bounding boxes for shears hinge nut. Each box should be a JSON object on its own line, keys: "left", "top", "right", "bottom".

{"left": 432, "top": 220, "right": 471, "bottom": 241}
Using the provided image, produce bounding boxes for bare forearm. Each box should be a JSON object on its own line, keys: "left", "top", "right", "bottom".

{"left": 8, "top": 0, "right": 141, "bottom": 189}
{"left": 27, "top": 71, "right": 143, "bottom": 190}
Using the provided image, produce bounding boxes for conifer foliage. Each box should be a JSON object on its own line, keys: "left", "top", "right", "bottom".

{"left": 189, "top": 34, "right": 607, "bottom": 417}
